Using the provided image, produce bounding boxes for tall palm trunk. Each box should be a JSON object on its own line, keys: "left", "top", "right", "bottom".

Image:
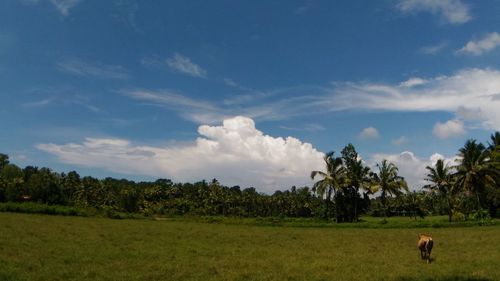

{"left": 447, "top": 197, "right": 452, "bottom": 222}
{"left": 381, "top": 190, "right": 387, "bottom": 217}
{"left": 353, "top": 187, "right": 359, "bottom": 222}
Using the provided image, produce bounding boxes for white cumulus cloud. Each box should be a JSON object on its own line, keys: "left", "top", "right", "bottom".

{"left": 359, "top": 127, "right": 380, "bottom": 140}
{"left": 458, "top": 32, "right": 500, "bottom": 56}
{"left": 433, "top": 119, "right": 465, "bottom": 139}
{"left": 368, "top": 151, "right": 457, "bottom": 190}
{"left": 397, "top": 0, "right": 471, "bottom": 24}
{"left": 36, "top": 116, "right": 324, "bottom": 192}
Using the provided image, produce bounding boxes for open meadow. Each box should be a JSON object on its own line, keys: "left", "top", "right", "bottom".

{"left": 1, "top": 213, "right": 499, "bottom": 281}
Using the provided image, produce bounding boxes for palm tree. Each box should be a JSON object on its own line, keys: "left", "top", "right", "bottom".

{"left": 344, "top": 158, "right": 372, "bottom": 221}
{"left": 311, "top": 151, "right": 345, "bottom": 219}
{"left": 348, "top": 159, "right": 374, "bottom": 195}
{"left": 487, "top": 132, "right": 500, "bottom": 170}
{"left": 424, "top": 159, "right": 455, "bottom": 222}
{"left": 454, "top": 139, "right": 499, "bottom": 210}
{"left": 486, "top": 133, "right": 500, "bottom": 217}
{"left": 371, "top": 159, "right": 408, "bottom": 217}
{"left": 488, "top": 131, "right": 500, "bottom": 151}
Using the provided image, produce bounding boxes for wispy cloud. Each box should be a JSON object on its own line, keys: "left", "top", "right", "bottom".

{"left": 57, "top": 58, "right": 129, "bottom": 79}
{"left": 295, "top": 2, "right": 313, "bottom": 15}
{"left": 113, "top": 0, "right": 139, "bottom": 30}
{"left": 126, "top": 90, "right": 216, "bottom": 111}
{"left": 37, "top": 116, "right": 324, "bottom": 192}
{"left": 222, "top": 77, "right": 269, "bottom": 105}
{"left": 392, "top": 136, "right": 408, "bottom": 145}
{"left": 455, "top": 106, "right": 483, "bottom": 121}
{"left": 280, "top": 123, "right": 325, "bottom": 132}
{"left": 124, "top": 87, "right": 324, "bottom": 124}
{"left": 22, "top": 98, "right": 53, "bottom": 108}
{"left": 166, "top": 53, "right": 207, "bottom": 78}
{"left": 50, "top": 0, "right": 82, "bottom": 16}
{"left": 20, "top": 0, "right": 82, "bottom": 16}
{"left": 420, "top": 41, "right": 448, "bottom": 55}
{"left": 321, "top": 68, "right": 500, "bottom": 130}
{"left": 140, "top": 55, "right": 163, "bottom": 67}
{"left": 400, "top": 77, "right": 428, "bottom": 87}
{"left": 223, "top": 78, "right": 239, "bottom": 88}
{"left": 125, "top": 68, "right": 500, "bottom": 131}
{"left": 457, "top": 32, "right": 500, "bottom": 56}
{"left": 20, "top": 88, "right": 101, "bottom": 112}
{"left": 397, "top": 0, "right": 471, "bottom": 24}
{"left": 125, "top": 90, "right": 224, "bottom": 124}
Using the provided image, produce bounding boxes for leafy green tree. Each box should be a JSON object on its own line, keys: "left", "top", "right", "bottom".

{"left": 424, "top": 159, "right": 455, "bottom": 222}
{"left": 119, "top": 186, "right": 142, "bottom": 213}
{"left": 73, "top": 176, "right": 102, "bottom": 207}
{"left": 26, "top": 168, "right": 62, "bottom": 204}
{"left": 394, "top": 191, "right": 427, "bottom": 219}
{"left": 60, "top": 171, "right": 81, "bottom": 205}
{"left": 341, "top": 144, "right": 372, "bottom": 221}
{"left": 0, "top": 153, "right": 9, "bottom": 171}
{"left": 1, "top": 163, "right": 24, "bottom": 202}
{"left": 454, "top": 139, "right": 498, "bottom": 210}
{"left": 371, "top": 159, "right": 408, "bottom": 217}
{"left": 241, "top": 187, "right": 259, "bottom": 216}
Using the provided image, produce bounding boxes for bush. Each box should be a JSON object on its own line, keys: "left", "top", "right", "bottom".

{"left": 0, "top": 202, "right": 87, "bottom": 216}
{"left": 452, "top": 210, "right": 466, "bottom": 222}
{"left": 472, "top": 209, "right": 492, "bottom": 225}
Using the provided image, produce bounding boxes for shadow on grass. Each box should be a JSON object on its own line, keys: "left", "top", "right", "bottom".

{"left": 397, "top": 277, "right": 493, "bottom": 281}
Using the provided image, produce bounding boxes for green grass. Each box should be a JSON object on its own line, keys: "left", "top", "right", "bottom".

{"left": 0, "top": 202, "right": 144, "bottom": 220}
{"left": 1, "top": 213, "right": 499, "bottom": 281}
{"left": 177, "top": 215, "right": 498, "bottom": 228}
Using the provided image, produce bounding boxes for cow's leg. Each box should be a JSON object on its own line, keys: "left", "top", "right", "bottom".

{"left": 426, "top": 240, "right": 433, "bottom": 263}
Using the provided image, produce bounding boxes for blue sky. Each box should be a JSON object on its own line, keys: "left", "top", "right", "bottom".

{"left": 1, "top": 0, "right": 500, "bottom": 192}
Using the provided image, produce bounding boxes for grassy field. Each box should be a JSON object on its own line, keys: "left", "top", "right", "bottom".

{"left": 1, "top": 213, "right": 499, "bottom": 281}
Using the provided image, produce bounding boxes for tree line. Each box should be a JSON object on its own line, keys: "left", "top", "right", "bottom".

{"left": 310, "top": 132, "right": 500, "bottom": 222}
{"left": 0, "top": 132, "right": 499, "bottom": 221}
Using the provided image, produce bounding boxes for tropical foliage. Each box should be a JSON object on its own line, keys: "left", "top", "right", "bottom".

{"left": 0, "top": 132, "right": 499, "bottom": 221}
{"left": 424, "top": 159, "right": 455, "bottom": 222}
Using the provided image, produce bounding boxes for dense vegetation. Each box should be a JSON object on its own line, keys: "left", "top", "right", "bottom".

{"left": 1, "top": 132, "right": 499, "bottom": 221}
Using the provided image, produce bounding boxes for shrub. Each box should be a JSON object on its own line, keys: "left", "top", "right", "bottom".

{"left": 0, "top": 202, "right": 87, "bottom": 216}
{"left": 452, "top": 210, "right": 466, "bottom": 222}
{"left": 472, "top": 209, "right": 492, "bottom": 225}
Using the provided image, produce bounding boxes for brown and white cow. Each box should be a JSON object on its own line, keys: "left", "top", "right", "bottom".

{"left": 418, "top": 234, "right": 433, "bottom": 263}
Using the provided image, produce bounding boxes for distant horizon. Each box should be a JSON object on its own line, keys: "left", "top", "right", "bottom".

{"left": 1, "top": 0, "right": 500, "bottom": 193}
{"left": 2, "top": 128, "right": 497, "bottom": 196}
